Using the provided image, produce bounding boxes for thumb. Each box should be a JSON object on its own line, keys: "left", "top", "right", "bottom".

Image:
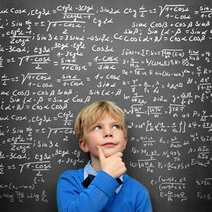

{"left": 97, "top": 146, "right": 105, "bottom": 161}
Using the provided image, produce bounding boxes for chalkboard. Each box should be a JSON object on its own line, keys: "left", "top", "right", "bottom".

{"left": 0, "top": 0, "right": 212, "bottom": 211}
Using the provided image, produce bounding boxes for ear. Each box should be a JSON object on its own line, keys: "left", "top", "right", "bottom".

{"left": 79, "top": 139, "right": 89, "bottom": 153}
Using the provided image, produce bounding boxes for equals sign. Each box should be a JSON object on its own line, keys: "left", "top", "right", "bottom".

{"left": 53, "top": 61, "right": 59, "bottom": 66}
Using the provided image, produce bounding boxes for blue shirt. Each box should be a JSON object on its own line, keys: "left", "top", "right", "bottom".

{"left": 83, "top": 162, "right": 123, "bottom": 194}
{"left": 57, "top": 164, "right": 152, "bottom": 212}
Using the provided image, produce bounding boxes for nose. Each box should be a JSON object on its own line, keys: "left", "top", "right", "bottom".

{"left": 103, "top": 127, "right": 113, "bottom": 137}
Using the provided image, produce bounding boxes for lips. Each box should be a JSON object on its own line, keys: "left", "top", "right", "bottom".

{"left": 102, "top": 142, "right": 117, "bottom": 148}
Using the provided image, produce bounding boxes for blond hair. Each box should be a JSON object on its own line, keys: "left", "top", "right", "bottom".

{"left": 74, "top": 100, "right": 127, "bottom": 140}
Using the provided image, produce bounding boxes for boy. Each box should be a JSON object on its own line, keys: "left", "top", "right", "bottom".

{"left": 57, "top": 100, "right": 152, "bottom": 212}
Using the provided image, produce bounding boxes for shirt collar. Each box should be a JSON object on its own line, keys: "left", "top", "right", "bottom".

{"left": 84, "top": 161, "right": 123, "bottom": 194}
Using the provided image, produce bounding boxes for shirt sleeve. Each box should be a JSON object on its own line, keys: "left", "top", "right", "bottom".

{"left": 136, "top": 188, "right": 153, "bottom": 212}
{"left": 57, "top": 170, "right": 119, "bottom": 212}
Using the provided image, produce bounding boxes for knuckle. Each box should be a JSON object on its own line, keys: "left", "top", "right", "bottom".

{"left": 119, "top": 153, "right": 123, "bottom": 157}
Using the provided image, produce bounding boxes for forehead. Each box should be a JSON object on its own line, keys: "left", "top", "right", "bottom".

{"left": 85, "top": 111, "right": 122, "bottom": 127}
{"left": 95, "top": 113, "right": 120, "bottom": 123}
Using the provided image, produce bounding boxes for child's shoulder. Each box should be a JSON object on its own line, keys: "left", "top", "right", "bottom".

{"left": 57, "top": 168, "right": 85, "bottom": 191}
{"left": 58, "top": 168, "right": 84, "bottom": 181}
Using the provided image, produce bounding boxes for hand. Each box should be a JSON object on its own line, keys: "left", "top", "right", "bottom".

{"left": 97, "top": 146, "right": 127, "bottom": 178}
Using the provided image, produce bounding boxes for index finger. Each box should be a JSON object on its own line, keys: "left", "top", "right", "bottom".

{"left": 112, "top": 152, "right": 123, "bottom": 158}
{"left": 97, "top": 146, "right": 105, "bottom": 161}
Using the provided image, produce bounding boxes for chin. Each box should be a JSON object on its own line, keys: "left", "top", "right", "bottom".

{"left": 104, "top": 149, "right": 120, "bottom": 157}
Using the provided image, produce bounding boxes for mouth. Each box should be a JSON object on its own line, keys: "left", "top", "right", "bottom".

{"left": 102, "top": 143, "right": 117, "bottom": 148}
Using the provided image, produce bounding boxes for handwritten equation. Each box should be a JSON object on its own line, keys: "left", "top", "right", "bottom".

{"left": 0, "top": 1, "right": 211, "bottom": 211}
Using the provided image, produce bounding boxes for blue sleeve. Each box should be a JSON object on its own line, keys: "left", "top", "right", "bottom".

{"left": 57, "top": 170, "right": 119, "bottom": 212}
{"left": 136, "top": 188, "right": 153, "bottom": 212}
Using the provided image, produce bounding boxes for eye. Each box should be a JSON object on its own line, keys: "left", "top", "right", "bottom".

{"left": 93, "top": 125, "right": 102, "bottom": 130}
{"left": 112, "top": 124, "right": 121, "bottom": 129}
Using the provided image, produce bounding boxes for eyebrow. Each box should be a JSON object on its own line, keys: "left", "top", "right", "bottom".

{"left": 92, "top": 121, "right": 121, "bottom": 127}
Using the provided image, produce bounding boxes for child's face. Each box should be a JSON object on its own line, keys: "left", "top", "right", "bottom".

{"left": 79, "top": 114, "right": 127, "bottom": 159}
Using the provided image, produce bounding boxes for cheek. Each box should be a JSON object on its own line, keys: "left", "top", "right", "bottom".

{"left": 119, "top": 132, "right": 127, "bottom": 142}
{"left": 87, "top": 131, "right": 101, "bottom": 140}
{"left": 88, "top": 145, "right": 100, "bottom": 158}
{"left": 116, "top": 133, "right": 127, "bottom": 150}
{"left": 121, "top": 139, "right": 127, "bottom": 150}
{"left": 85, "top": 137, "right": 99, "bottom": 152}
